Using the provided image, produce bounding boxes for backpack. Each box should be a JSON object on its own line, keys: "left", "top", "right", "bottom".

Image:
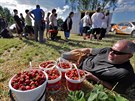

{"left": 61, "top": 20, "right": 67, "bottom": 31}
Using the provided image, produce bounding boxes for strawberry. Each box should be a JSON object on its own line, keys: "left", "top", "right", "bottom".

{"left": 11, "top": 70, "right": 46, "bottom": 91}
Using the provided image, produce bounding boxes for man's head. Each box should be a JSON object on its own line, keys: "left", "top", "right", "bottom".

{"left": 36, "top": 5, "right": 40, "bottom": 8}
{"left": 96, "top": 7, "right": 101, "bottom": 12}
{"left": 69, "top": 12, "right": 74, "bottom": 17}
{"left": 108, "top": 39, "right": 135, "bottom": 64}
{"left": 13, "top": 9, "right": 18, "bottom": 14}
{"left": 85, "top": 11, "right": 89, "bottom": 15}
{"left": 52, "top": 9, "right": 56, "bottom": 14}
{"left": 20, "top": 13, "right": 23, "bottom": 16}
{"left": 25, "top": 9, "right": 29, "bottom": 14}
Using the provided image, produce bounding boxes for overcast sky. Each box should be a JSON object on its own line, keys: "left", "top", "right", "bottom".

{"left": 0, "top": 0, "right": 135, "bottom": 23}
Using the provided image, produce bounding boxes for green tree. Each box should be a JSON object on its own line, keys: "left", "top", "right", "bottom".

{"left": 0, "top": 6, "right": 14, "bottom": 25}
{"left": 77, "top": 0, "right": 93, "bottom": 11}
{"left": 65, "top": 0, "right": 76, "bottom": 11}
{"left": 65, "top": 0, "right": 118, "bottom": 11}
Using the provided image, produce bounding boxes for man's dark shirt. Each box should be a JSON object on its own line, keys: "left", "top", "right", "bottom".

{"left": 82, "top": 47, "right": 135, "bottom": 93}
{"left": 14, "top": 15, "right": 22, "bottom": 27}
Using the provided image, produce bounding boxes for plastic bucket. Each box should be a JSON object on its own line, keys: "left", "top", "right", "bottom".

{"left": 9, "top": 69, "right": 48, "bottom": 101}
{"left": 57, "top": 57, "right": 72, "bottom": 79}
{"left": 46, "top": 67, "right": 62, "bottom": 93}
{"left": 65, "top": 69, "right": 85, "bottom": 91}
{"left": 57, "top": 62, "right": 72, "bottom": 79}
{"left": 39, "top": 60, "right": 56, "bottom": 71}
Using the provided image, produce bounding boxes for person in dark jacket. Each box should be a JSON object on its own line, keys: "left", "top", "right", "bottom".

{"left": 13, "top": 9, "right": 23, "bottom": 40}
{"left": 63, "top": 12, "right": 74, "bottom": 41}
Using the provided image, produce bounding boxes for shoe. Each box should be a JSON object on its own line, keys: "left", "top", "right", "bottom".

{"left": 40, "top": 39, "right": 46, "bottom": 43}
{"left": 19, "top": 37, "right": 22, "bottom": 40}
{"left": 65, "top": 38, "right": 68, "bottom": 42}
{"left": 83, "top": 37, "right": 86, "bottom": 40}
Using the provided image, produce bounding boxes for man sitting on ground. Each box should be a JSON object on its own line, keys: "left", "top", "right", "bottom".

{"left": 62, "top": 39, "right": 135, "bottom": 94}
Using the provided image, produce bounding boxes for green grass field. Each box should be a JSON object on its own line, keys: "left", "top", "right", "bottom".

{"left": 0, "top": 31, "right": 135, "bottom": 100}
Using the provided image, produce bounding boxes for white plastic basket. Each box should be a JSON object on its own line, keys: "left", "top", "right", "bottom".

{"left": 39, "top": 60, "right": 57, "bottom": 71}
{"left": 9, "top": 69, "right": 48, "bottom": 101}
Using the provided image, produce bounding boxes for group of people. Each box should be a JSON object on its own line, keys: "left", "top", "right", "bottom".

{"left": 12, "top": 4, "right": 74, "bottom": 43}
{"left": 13, "top": 5, "right": 42, "bottom": 41}
{"left": 81, "top": 7, "right": 110, "bottom": 41}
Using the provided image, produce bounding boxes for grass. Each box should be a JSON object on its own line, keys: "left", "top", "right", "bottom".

{"left": 0, "top": 31, "right": 135, "bottom": 100}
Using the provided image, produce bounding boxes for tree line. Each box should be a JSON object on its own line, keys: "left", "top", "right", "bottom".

{"left": 0, "top": 5, "right": 14, "bottom": 25}
{"left": 65, "top": 0, "right": 117, "bottom": 11}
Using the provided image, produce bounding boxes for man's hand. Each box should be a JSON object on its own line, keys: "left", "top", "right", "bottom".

{"left": 84, "top": 70, "right": 100, "bottom": 82}
{"left": 84, "top": 70, "right": 112, "bottom": 90}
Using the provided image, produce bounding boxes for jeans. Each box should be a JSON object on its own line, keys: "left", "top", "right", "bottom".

{"left": 64, "top": 31, "right": 70, "bottom": 39}
{"left": 34, "top": 21, "right": 44, "bottom": 42}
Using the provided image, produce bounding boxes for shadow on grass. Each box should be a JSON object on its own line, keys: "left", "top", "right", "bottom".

{"left": 22, "top": 34, "right": 132, "bottom": 55}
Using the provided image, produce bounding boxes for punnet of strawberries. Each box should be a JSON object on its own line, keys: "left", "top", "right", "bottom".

{"left": 11, "top": 69, "right": 46, "bottom": 91}
{"left": 66, "top": 69, "right": 85, "bottom": 80}
{"left": 58, "top": 62, "right": 71, "bottom": 69}
{"left": 46, "top": 68, "right": 60, "bottom": 80}
{"left": 40, "top": 61, "right": 55, "bottom": 68}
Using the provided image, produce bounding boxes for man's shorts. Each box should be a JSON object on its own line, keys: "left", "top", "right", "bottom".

{"left": 91, "top": 28, "right": 101, "bottom": 35}
{"left": 82, "top": 26, "right": 90, "bottom": 33}
{"left": 25, "top": 25, "right": 34, "bottom": 33}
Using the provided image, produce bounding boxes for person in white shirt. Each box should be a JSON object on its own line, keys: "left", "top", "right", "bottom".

{"left": 45, "top": 12, "right": 50, "bottom": 37}
{"left": 49, "top": 9, "right": 56, "bottom": 29}
{"left": 81, "top": 11, "right": 91, "bottom": 40}
{"left": 100, "top": 11, "right": 110, "bottom": 39}
{"left": 49, "top": 9, "right": 58, "bottom": 40}
{"left": 25, "top": 9, "right": 34, "bottom": 39}
{"left": 90, "top": 7, "right": 104, "bottom": 41}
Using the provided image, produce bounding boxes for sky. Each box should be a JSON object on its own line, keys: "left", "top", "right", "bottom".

{"left": 0, "top": 0, "right": 135, "bottom": 23}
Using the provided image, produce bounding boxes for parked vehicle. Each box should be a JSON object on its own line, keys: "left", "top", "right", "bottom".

{"left": 111, "top": 22, "right": 135, "bottom": 37}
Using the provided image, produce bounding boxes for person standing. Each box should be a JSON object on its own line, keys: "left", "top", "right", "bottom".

{"left": 45, "top": 12, "right": 50, "bottom": 38}
{"left": 20, "top": 13, "right": 25, "bottom": 28}
{"left": 81, "top": 11, "right": 91, "bottom": 40}
{"left": 63, "top": 12, "right": 74, "bottom": 41}
{"left": 25, "top": 9, "right": 34, "bottom": 39}
{"left": 49, "top": 9, "right": 58, "bottom": 40}
{"left": 49, "top": 9, "right": 56, "bottom": 30}
{"left": 100, "top": 11, "right": 110, "bottom": 39}
{"left": 91, "top": 7, "right": 104, "bottom": 41}
{"left": 13, "top": 9, "right": 23, "bottom": 40}
{"left": 50, "top": 13, "right": 58, "bottom": 40}
{"left": 30, "top": 5, "right": 45, "bottom": 43}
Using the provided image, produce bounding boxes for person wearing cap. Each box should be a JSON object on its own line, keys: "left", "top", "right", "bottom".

{"left": 62, "top": 39, "right": 135, "bottom": 94}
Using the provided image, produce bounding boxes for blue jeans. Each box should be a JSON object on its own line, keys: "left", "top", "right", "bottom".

{"left": 34, "top": 21, "right": 44, "bottom": 42}
{"left": 64, "top": 31, "right": 70, "bottom": 39}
